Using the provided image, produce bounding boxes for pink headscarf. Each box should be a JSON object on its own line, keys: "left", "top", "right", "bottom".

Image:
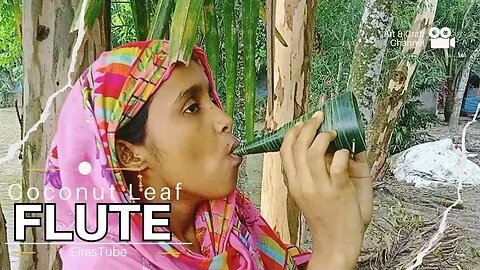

{"left": 44, "top": 40, "right": 310, "bottom": 269}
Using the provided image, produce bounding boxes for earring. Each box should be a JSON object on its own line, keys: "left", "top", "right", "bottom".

{"left": 137, "top": 170, "right": 144, "bottom": 193}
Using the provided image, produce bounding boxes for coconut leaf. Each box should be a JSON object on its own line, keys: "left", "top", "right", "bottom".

{"left": 71, "top": 0, "right": 105, "bottom": 32}
{"left": 168, "top": 0, "right": 204, "bottom": 65}
{"left": 223, "top": 0, "right": 237, "bottom": 118}
{"left": 201, "top": 0, "right": 219, "bottom": 81}
{"left": 233, "top": 91, "right": 367, "bottom": 156}
{"left": 85, "top": 0, "right": 105, "bottom": 28}
{"left": 130, "top": 0, "right": 150, "bottom": 40}
{"left": 242, "top": 0, "right": 260, "bottom": 142}
{"left": 10, "top": 0, "right": 21, "bottom": 39}
{"left": 148, "top": 0, "right": 175, "bottom": 39}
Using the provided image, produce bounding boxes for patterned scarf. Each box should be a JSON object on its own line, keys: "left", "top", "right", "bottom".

{"left": 44, "top": 40, "right": 310, "bottom": 269}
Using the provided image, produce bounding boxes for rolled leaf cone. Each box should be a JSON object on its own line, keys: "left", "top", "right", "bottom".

{"left": 233, "top": 91, "right": 367, "bottom": 156}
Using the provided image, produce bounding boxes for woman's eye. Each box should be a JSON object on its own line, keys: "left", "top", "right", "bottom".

{"left": 185, "top": 103, "right": 200, "bottom": 113}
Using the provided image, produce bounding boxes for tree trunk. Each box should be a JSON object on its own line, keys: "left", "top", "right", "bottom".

{"left": 20, "top": 1, "right": 107, "bottom": 269}
{"left": 261, "top": 0, "right": 316, "bottom": 246}
{"left": 0, "top": 202, "right": 10, "bottom": 270}
{"left": 348, "top": 0, "right": 395, "bottom": 123}
{"left": 367, "top": 0, "right": 438, "bottom": 179}
{"left": 444, "top": 76, "right": 456, "bottom": 123}
{"left": 449, "top": 43, "right": 480, "bottom": 127}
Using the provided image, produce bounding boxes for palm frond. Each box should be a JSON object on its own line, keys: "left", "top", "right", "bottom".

{"left": 168, "top": 0, "right": 204, "bottom": 65}
{"left": 242, "top": 0, "right": 260, "bottom": 142}
{"left": 130, "top": 0, "right": 150, "bottom": 40}
{"left": 224, "top": 0, "right": 238, "bottom": 118}
{"left": 201, "top": 0, "right": 219, "bottom": 82}
{"left": 148, "top": 0, "right": 175, "bottom": 39}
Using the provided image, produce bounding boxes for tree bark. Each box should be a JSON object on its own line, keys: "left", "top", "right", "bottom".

{"left": 367, "top": 0, "right": 438, "bottom": 179}
{"left": 449, "top": 43, "right": 480, "bottom": 127}
{"left": 444, "top": 55, "right": 459, "bottom": 123}
{"left": 20, "top": 1, "right": 107, "bottom": 269}
{"left": 0, "top": 202, "right": 10, "bottom": 270}
{"left": 261, "top": 0, "right": 316, "bottom": 246}
{"left": 348, "top": 0, "right": 395, "bottom": 123}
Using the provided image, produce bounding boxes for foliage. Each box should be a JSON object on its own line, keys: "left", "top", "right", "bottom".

{"left": 130, "top": 0, "right": 151, "bottom": 40}
{"left": 308, "top": 0, "right": 365, "bottom": 109}
{"left": 200, "top": 0, "right": 220, "bottom": 81}
{"left": 242, "top": 0, "right": 260, "bottom": 142}
{"left": 111, "top": 2, "right": 137, "bottom": 48}
{"left": 107, "top": 0, "right": 473, "bottom": 152}
{"left": 169, "top": 0, "right": 204, "bottom": 64}
{"left": 148, "top": 0, "right": 175, "bottom": 40}
{"left": 310, "top": 0, "right": 447, "bottom": 154}
{"left": 222, "top": 0, "right": 238, "bottom": 118}
{"left": 382, "top": 1, "right": 445, "bottom": 154}
{"left": 388, "top": 0, "right": 480, "bottom": 153}
{"left": 107, "top": 0, "right": 270, "bottom": 140}
{"left": 0, "top": 1, "right": 21, "bottom": 68}
{"left": 389, "top": 99, "right": 438, "bottom": 154}
{"left": 84, "top": 0, "right": 105, "bottom": 29}
{"left": 0, "top": 0, "right": 22, "bottom": 106}
{"left": 431, "top": 0, "right": 480, "bottom": 77}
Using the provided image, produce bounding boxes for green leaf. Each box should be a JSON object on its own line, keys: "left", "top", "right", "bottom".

{"left": 168, "top": 0, "right": 204, "bottom": 65}
{"left": 233, "top": 91, "right": 367, "bottom": 156}
{"left": 85, "top": 0, "right": 104, "bottom": 28}
{"left": 148, "top": 0, "right": 175, "bottom": 39}
{"left": 71, "top": 0, "right": 105, "bottom": 32}
{"left": 223, "top": 0, "right": 238, "bottom": 118}
{"left": 11, "top": 0, "right": 21, "bottom": 39}
{"left": 201, "top": 0, "right": 219, "bottom": 83}
{"left": 242, "top": 0, "right": 260, "bottom": 142}
{"left": 131, "top": 0, "right": 150, "bottom": 40}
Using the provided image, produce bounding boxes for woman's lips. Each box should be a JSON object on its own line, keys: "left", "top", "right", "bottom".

{"left": 229, "top": 153, "right": 243, "bottom": 166}
{"left": 227, "top": 137, "right": 242, "bottom": 166}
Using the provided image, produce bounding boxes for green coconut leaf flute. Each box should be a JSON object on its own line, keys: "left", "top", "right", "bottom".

{"left": 233, "top": 91, "right": 367, "bottom": 156}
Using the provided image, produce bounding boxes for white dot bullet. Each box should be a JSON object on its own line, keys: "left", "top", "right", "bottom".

{"left": 78, "top": 161, "right": 92, "bottom": 176}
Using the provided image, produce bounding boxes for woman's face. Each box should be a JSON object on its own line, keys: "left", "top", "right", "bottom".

{"left": 139, "top": 60, "right": 242, "bottom": 200}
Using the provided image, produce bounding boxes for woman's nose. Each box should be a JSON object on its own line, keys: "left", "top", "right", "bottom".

{"left": 215, "top": 110, "right": 233, "bottom": 133}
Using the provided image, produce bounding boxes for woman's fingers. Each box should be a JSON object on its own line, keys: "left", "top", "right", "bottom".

{"left": 324, "top": 152, "right": 334, "bottom": 172}
{"left": 355, "top": 176, "right": 373, "bottom": 229}
{"left": 353, "top": 151, "right": 367, "bottom": 163}
{"left": 329, "top": 149, "right": 350, "bottom": 187}
{"left": 348, "top": 151, "right": 373, "bottom": 228}
{"left": 351, "top": 171, "right": 373, "bottom": 229}
{"left": 293, "top": 111, "right": 324, "bottom": 168}
{"left": 280, "top": 121, "right": 304, "bottom": 191}
{"left": 308, "top": 131, "right": 336, "bottom": 182}
{"left": 288, "top": 111, "right": 326, "bottom": 188}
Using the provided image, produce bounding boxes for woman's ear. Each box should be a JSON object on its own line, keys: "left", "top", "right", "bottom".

{"left": 115, "top": 140, "right": 148, "bottom": 170}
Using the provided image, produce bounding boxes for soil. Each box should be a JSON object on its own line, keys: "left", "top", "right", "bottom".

{"left": 0, "top": 108, "right": 22, "bottom": 269}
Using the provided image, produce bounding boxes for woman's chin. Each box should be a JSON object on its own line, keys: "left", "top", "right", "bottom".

{"left": 229, "top": 153, "right": 243, "bottom": 167}
{"left": 211, "top": 177, "right": 238, "bottom": 199}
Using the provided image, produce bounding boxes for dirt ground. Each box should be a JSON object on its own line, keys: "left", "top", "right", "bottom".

{"left": 0, "top": 108, "right": 22, "bottom": 269}
{"left": 372, "top": 115, "right": 480, "bottom": 270}
{"left": 239, "top": 116, "right": 480, "bottom": 270}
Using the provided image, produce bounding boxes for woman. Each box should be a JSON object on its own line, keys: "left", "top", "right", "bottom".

{"left": 44, "top": 40, "right": 372, "bottom": 269}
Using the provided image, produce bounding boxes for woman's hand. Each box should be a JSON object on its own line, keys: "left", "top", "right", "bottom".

{"left": 325, "top": 150, "right": 373, "bottom": 232}
{"left": 279, "top": 111, "right": 373, "bottom": 269}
